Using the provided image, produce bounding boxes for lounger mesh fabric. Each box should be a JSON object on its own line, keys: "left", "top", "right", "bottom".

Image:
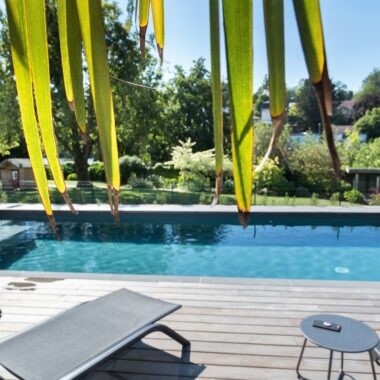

{"left": 0, "top": 288, "right": 180, "bottom": 380}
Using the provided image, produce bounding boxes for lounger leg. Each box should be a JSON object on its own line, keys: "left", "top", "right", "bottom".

{"left": 137, "top": 323, "right": 190, "bottom": 347}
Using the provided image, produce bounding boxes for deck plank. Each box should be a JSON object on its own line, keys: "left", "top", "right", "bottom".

{"left": 0, "top": 276, "right": 379, "bottom": 379}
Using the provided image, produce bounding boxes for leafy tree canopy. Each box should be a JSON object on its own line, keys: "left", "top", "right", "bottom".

{"left": 354, "top": 107, "right": 380, "bottom": 140}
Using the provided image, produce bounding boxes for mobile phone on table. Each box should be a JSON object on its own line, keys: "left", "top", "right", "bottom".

{"left": 312, "top": 320, "right": 341, "bottom": 332}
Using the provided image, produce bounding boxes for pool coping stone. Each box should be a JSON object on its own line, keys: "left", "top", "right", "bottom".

{"left": 2, "top": 270, "right": 380, "bottom": 288}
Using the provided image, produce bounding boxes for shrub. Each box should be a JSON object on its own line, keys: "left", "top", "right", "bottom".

{"left": 62, "top": 161, "right": 75, "bottom": 179}
{"left": 119, "top": 155, "right": 148, "bottom": 184}
{"left": 344, "top": 189, "right": 365, "bottom": 204}
{"left": 45, "top": 166, "right": 52, "bottom": 180}
{"left": 88, "top": 162, "right": 105, "bottom": 182}
{"left": 310, "top": 193, "right": 319, "bottom": 206}
{"left": 289, "top": 141, "right": 340, "bottom": 194}
{"left": 165, "top": 138, "right": 233, "bottom": 190}
{"left": 223, "top": 178, "right": 234, "bottom": 194}
{"left": 329, "top": 192, "right": 340, "bottom": 206}
{"left": 295, "top": 186, "right": 311, "bottom": 198}
{"left": 147, "top": 174, "right": 164, "bottom": 189}
{"left": 0, "top": 192, "right": 7, "bottom": 203}
{"left": 129, "top": 173, "right": 154, "bottom": 189}
{"left": 178, "top": 172, "right": 209, "bottom": 192}
{"left": 252, "top": 158, "right": 290, "bottom": 195}
{"left": 151, "top": 162, "right": 179, "bottom": 179}
{"left": 370, "top": 194, "right": 380, "bottom": 205}
{"left": 67, "top": 173, "right": 77, "bottom": 181}
{"left": 155, "top": 192, "right": 168, "bottom": 204}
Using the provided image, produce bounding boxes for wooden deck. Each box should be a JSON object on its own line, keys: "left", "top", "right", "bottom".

{"left": 0, "top": 275, "right": 379, "bottom": 379}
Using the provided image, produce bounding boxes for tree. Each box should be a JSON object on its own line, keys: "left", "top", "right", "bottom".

{"left": 354, "top": 107, "right": 380, "bottom": 140}
{"left": 162, "top": 58, "right": 231, "bottom": 155}
{"left": 287, "top": 79, "right": 353, "bottom": 133}
{"left": 287, "top": 79, "right": 320, "bottom": 133}
{"left": 0, "top": 11, "right": 23, "bottom": 157}
{"left": 353, "top": 68, "right": 380, "bottom": 120}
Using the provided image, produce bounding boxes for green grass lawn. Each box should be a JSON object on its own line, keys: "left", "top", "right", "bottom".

{"left": 0, "top": 181, "right": 352, "bottom": 206}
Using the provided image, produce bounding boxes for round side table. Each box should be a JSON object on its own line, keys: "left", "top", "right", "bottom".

{"left": 296, "top": 314, "right": 379, "bottom": 380}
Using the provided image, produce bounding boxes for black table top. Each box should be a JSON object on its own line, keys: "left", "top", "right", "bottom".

{"left": 300, "top": 314, "right": 379, "bottom": 353}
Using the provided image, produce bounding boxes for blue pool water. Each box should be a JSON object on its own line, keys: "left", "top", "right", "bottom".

{"left": 0, "top": 218, "right": 379, "bottom": 280}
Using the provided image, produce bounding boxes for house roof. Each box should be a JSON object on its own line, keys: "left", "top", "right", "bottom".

{"left": 338, "top": 100, "right": 355, "bottom": 110}
{"left": 0, "top": 158, "right": 32, "bottom": 169}
{"left": 332, "top": 125, "right": 353, "bottom": 134}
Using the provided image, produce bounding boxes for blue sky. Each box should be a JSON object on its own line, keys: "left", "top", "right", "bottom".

{"left": 135, "top": 0, "right": 380, "bottom": 92}
{"left": 1, "top": 1, "right": 379, "bottom": 92}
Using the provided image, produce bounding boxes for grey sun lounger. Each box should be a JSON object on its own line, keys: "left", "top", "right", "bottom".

{"left": 0, "top": 288, "right": 190, "bottom": 380}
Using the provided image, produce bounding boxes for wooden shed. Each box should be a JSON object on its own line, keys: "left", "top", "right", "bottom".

{"left": 0, "top": 158, "right": 36, "bottom": 190}
{"left": 346, "top": 168, "right": 380, "bottom": 195}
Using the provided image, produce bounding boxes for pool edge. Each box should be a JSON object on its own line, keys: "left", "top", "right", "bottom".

{"left": 2, "top": 270, "right": 380, "bottom": 287}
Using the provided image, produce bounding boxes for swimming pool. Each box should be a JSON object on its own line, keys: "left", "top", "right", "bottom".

{"left": 0, "top": 216, "right": 379, "bottom": 281}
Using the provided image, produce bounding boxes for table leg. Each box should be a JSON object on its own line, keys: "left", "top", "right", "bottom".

{"left": 327, "top": 350, "right": 333, "bottom": 380}
{"left": 296, "top": 338, "right": 308, "bottom": 380}
{"left": 370, "top": 351, "right": 378, "bottom": 380}
{"left": 336, "top": 352, "right": 345, "bottom": 380}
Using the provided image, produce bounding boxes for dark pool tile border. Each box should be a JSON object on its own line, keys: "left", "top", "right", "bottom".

{"left": 2, "top": 270, "right": 380, "bottom": 288}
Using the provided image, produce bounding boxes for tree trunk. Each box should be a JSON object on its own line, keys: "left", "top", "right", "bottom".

{"left": 74, "top": 154, "right": 89, "bottom": 181}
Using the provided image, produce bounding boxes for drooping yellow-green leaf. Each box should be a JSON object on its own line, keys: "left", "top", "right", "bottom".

{"left": 151, "top": 0, "right": 164, "bottom": 62}
{"left": 209, "top": 0, "right": 223, "bottom": 204}
{"left": 138, "top": 0, "right": 150, "bottom": 57}
{"left": 293, "top": 0, "right": 324, "bottom": 84}
{"left": 57, "top": 0, "right": 86, "bottom": 136}
{"left": 24, "top": 0, "right": 71, "bottom": 207}
{"left": 5, "top": 0, "right": 55, "bottom": 228}
{"left": 222, "top": 0, "right": 253, "bottom": 214}
{"left": 76, "top": 0, "right": 120, "bottom": 215}
{"left": 256, "top": 0, "right": 286, "bottom": 172}
{"left": 263, "top": 0, "right": 285, "bottom": 118}
{"left": 293, "top": 0, "right": 341, "bottom": 179}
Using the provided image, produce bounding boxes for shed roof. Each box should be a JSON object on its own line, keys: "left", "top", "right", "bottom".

{"left": 346, "top": 168, "right": 380, "bottom": 175}
{"left": 0, "top": 158, "right": 32, "bottom": 169}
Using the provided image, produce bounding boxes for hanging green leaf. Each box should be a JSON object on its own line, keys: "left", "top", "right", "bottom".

{"left": 209, "top": 0, "right": 223, "bottom": 205}
{"left": 256, "top": 0, "right": 286, "bottom": 172}
{"left": 138, "top": 0, "right": 150, "bottom": 57}
{"left": 222, "top": 0, "right": 253, "bottom": 215}
{"left": 57, "top": 0, "right": 87, "bottom": 137}
{"left": 151, "top": 0, "right": 164, "bottom": 62}
{"left": 5, "top": 0, "right": 58, "bottom": 234}
{"left": 293, "top": 0, "right": 341, "bottom": 179}
{"left": 24, "top": 0, "right": 74, "bottom": 211}
{"left": 76, "top": 0, "right": 120, "bottom": 220}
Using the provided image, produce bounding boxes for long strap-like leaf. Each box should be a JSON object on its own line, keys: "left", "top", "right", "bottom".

{"left": 222, "top": 0, "right": 253, "bottom": 215}
{"left": 24, "top": 0, "right": 74, "bottom": 210}
{"left": 5, "top": 0, "right": 57, "bottom": 233}
{"left": 256, "top": 0, "right": 286, "bottom": 172}
{"left": 209, "top": 0, "right": 223, "bottom": 205}
{"left": 293, "top": 0, "right": 341, "bottom": 179}
{"left": 76, "top": 0, "right": 120, "bottom": 218}
{"left": 138, "top": 0, "right": 164, "bottom": 62}
{"left": 57, "top": 0, "right": 86, "bottom": 136}
{"left": 151, "top": 0, "right": 164, "bottom": 62}
{"left": 138, "top": 0, "right": 150, "bottom": 57}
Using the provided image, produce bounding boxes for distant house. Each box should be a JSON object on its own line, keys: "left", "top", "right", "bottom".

{"left": 0, "top": 158, "right": 36, "bottom": 190}
{"left": 337, "top": 100, "right": 355, "bottom": 120}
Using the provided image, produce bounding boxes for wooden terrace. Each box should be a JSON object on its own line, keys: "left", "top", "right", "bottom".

{"left": 0, "top": 274, "right": 379, "bottom": 379}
